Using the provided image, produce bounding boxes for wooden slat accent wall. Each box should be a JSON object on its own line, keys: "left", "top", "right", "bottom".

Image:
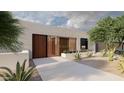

{"left": 47, "top": 36, "right": 56, "bottom": 57}
{"left": 33, "top": 34, "right": 77, "bottom": 58}
{"left": 55, "top": 37, "right": 60, "bottom": 56}
{"left": 69, "top": 38, "right": 76, "bottom": 51}
{"left": 59, "top": 38, "right": 69, "bottom": 54}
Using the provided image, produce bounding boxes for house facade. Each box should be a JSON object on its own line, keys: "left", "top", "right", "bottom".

{"left": 19, "top": 20, "right": 95, "bottom": 58}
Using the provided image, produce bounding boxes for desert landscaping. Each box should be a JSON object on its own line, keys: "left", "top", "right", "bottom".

{"left": 79, "top": 56, "right": 124, "bottom": 78}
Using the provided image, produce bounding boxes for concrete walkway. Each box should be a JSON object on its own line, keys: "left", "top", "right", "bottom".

{"left": 33, "top": 57, "right": 124, "bottom": 81}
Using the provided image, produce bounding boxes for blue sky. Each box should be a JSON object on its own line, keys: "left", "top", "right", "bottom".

{"left": 12, "top": 11, "right": 124, "bottom": 32}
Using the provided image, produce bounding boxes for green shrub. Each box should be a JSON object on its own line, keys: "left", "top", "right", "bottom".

{"left": 108, "top": 48, "right": 116, "bottom": 62}
{"left": 118, "top": 57, "right": 124, "bottom": 73}
{"left": 0, "top": 60, "right": 35, "bottom": 81}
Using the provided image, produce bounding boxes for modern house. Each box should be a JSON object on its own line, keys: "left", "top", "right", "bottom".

{"left": 0, "top": 20, "right": 95, "bottom": 71}
{"left": 19, "top": 20, "right": 95, "bottom": 59}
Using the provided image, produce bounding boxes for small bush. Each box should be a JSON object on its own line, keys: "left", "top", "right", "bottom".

{"left": 74, "top": 51, "right": 82, "bottom": 61}
{"left": 118, "top": 56, "right": 124, "bottom": 73}
{"left": 108, "top": 48, "right": 116, "bottom": 62}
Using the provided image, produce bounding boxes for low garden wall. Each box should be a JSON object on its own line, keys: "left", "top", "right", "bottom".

{"left": 61, "top": 51, "right": 93, "bottom": 59}
{"left": 0, "top": 50, "right": 29, "bottom": 70}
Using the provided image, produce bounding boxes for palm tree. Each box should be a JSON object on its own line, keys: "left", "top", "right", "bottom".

{"left": 0, "top": 60, "right": 35, "bottom": 81}
{"left": 0, "top": 11, "right": 23, "bottom": 52}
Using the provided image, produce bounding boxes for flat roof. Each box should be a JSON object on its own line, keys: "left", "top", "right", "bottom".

{"left": 19, "top": 20, "right": 88, "bottom": 38}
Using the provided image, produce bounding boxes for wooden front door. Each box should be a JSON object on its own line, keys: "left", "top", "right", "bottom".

{"left": 32, "top": 34, "right": 47, "bottom": 58}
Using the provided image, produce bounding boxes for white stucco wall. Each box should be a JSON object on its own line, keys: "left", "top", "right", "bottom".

{"left": 19, "top": 20, "right": 91, "bottom": 58}
{"left": 87, "top": 38, "right": 96, "bottom": 52}
{"left": 0, "top": 50, "right": 29, "bottom": 70}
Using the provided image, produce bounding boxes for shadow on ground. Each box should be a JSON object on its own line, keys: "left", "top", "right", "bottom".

{"left": 79, "top": 57, "right": 108, "bottom": 69}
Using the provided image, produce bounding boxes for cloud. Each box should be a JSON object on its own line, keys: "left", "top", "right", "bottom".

{"left": 12, "top": 11, "right": 124, "bottom": 32}
{"left": 64, "top": 12, "right": 109, "bottom": 30}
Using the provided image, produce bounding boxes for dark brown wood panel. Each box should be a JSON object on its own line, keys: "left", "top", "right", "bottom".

{"left": 47, "top": 36, "right": 56, "bottom": 57}
{"left": 59, "top": 37, "right": 69, "bottom": 54}
{"left": 32, "top": 34, "right": 47, "bottom": 58}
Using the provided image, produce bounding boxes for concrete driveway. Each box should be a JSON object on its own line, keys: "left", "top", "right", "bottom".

{"left": 33, "top": 57, "right": 124, "bottom": 81}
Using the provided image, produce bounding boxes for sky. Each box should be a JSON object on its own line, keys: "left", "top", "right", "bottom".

{"left": 12, "top": 11, "right": 124, "bottom": 32}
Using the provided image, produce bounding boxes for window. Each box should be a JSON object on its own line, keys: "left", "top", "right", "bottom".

{"left": 80, "top": 38, "right": 88, "bottom": 50}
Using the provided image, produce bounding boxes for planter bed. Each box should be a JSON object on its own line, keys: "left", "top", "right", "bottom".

{"left": 61, "top": 51, "right": 93, "bottom": 59}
